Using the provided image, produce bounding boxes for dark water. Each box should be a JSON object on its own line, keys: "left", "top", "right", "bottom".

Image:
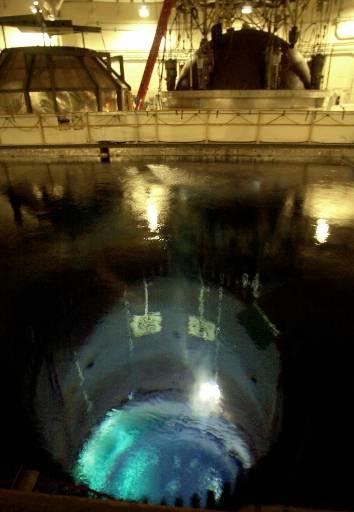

{"left": 1, "top": 160, "right": 354, "bottom": 508}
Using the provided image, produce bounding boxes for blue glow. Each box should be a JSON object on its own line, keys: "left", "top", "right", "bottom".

{"left": 73, "top": 394, "right": 249, "bottom": 506}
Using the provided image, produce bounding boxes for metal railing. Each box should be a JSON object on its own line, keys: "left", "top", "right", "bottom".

{"left": 0, "top": 109, "right": 353, "bottom": 145}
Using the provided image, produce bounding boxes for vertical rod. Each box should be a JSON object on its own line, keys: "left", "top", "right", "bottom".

{"left": 205, "top": 111, "right": 209, "bottom": 142}
{"left": 1, "top": 26, "right": 7, "bottom": 48}
{"left": 86, "top": 111, "right": 91, "bottom": 143}
{"left": 255, "top": 111, "right": 261, "bottom": 143}
{"left": 154, "top": 112, "right": 159, "bottom": 142}
{"left": 47, "top": 55, "right": 59, "bottom": 113}
{"left": 135, "top": 0, "right": 175, "bottom": 111}
{"left": 24, "top": 55, "right": 34, "bottom": 114}
{"left": 144, "top": 279, "right": 149, "bottom": 316}
{"left": 39, "top": 114, "right": 46, "bottom": 144}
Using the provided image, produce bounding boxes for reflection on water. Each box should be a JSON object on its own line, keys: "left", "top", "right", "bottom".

{"left": 34, "top": 274, "right": 278, "bottom": 505}
{"left": 314, "top": 218, "right": 330, "bottom": 244}
{"left": 1, "top": 160, "right": 354, "bottom": 508}
{"left": 74, "top": 395, "right": 245, "bottom": 506}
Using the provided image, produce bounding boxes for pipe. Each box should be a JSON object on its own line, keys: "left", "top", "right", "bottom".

{"left": 135, "top": 0, "right": 175, "bottom": 111}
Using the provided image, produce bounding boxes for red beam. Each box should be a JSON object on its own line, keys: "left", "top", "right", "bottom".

{"left": 135, "top": 0, "right": 175, "bottom": 111}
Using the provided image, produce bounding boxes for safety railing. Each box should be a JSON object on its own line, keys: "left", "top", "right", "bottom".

{"left": 0, "top": 109, "right": 353, "bottom": 145}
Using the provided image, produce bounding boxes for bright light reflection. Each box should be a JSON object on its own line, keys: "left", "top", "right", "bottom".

{"left": 315, "top": 218, "right": 330, "bottom": 244}
{"left": 241, "top": 5, "right": 253, "bottom": 14}
{"left": 52, "top": 184, "right": 64, "bottom": 199}
{"left": 336, "top": 20, "right": 354, "bottom": 39}
{"left": 5, "top": 27, "right": 56, "bottom": 47}
{"left": 304, "top": 184, "right": 354, "bottom": 224}
{"left": 102, "top": 26, "right": 155, "bottom": 52}
{"left": 146, "top": 196, "right": 158, "bottom": 232}
{"left": 139, "top": 5, "right": 150, "bottom": 18}
{"left": 73, "top": 397, "right": 246, "bottom": 506}
{"left": 128, "top": 181, "right": 167, "bottom": 237}
{"left": 32, "top": 184, "right": 43, "bottom": 200}
{"left": 198, "top": 381, "right": 221, "bottom": 403}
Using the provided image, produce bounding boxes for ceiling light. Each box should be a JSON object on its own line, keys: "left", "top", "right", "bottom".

{"left": 336, "top": 20, "right": 354, "bottom": 39}
{"left": 139, "top": 4, "right": 150, "bottom": 18}
{"left": 241, "top": 4, "right": 253, "bottom": 14}
{"left": 30, "top": 1, "right": 40, "bottom": 14}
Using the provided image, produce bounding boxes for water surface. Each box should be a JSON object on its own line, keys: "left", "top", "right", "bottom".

{"left": 1, "top": 160, "right": 353, "bottom": 508}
